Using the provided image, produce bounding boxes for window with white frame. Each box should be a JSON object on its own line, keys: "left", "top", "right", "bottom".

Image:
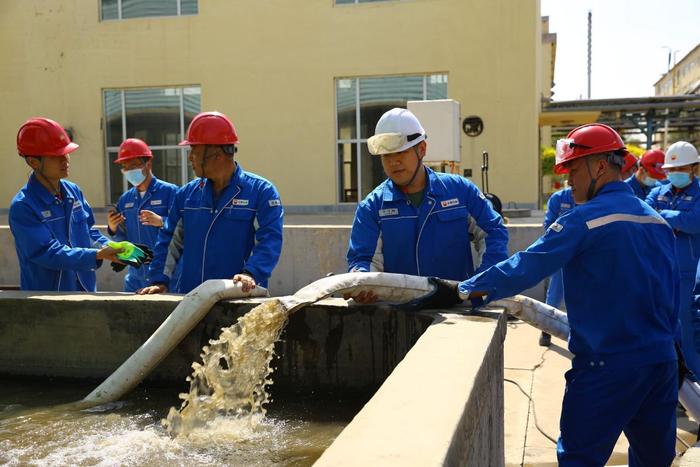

{"left": 101, "top": 0, "right": 197, "bottom": 21}
{"left": 336, "top": 74, "right": 448, "bottom": 203}
{"left": 103, "top": 86, "right": 201, "bottom": 203}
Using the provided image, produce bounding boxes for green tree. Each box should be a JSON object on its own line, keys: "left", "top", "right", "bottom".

{"left": 625, "top": 144, "right": 645, "bottom": 158}
{"left": 541, "top": 146, "right": 555, "bottom": 175}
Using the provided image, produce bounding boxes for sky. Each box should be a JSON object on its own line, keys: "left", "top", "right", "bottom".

{"left": 541, "top": 0, "right": 700, "bottom": 101}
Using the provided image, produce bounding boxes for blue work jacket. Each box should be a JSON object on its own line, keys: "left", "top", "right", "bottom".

{"left": 148, "top": 165, "right": 284, "bottom": 293}
{"left": 109, "top": 176, "right": 179, "bottom": 291}
{"left": 347, "top": 167, "right": 509, "bottom": 280}
{"left": 544, "top": 187, "right": 574, "bottom": 230}
{"left": 9, "top": 174, "right": 109, "bottom": 291}
{"left": 625, "top": 175, "right": 656, "bottom": 200}
{"left": 459, "top": 181, "right": 679, "bottom": 369}
{"left": 645, "top": 178, "right": 700, "bottom": 278}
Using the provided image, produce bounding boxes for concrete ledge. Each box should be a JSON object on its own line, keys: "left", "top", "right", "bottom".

{"left": 681, "top": 444, "right": 700, "bottom": 466}
{"left": 503, "top": 208, "right": 531, "bottom": 218}
{"left": 0, "top": 292, "right": 434, "bottom": 394}
{"left": 315, "top": 309, "right": 506, "bottom": 467}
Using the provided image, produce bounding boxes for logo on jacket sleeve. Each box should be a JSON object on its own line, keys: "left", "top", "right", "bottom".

{"left": 379, "top": 208, "right": 399, "bottom": 217}
{"left": 549, "top": 222, "right": 563, "bottom": 232}
{"left": 41, "top": 210, "right": 52, "bottom": 218}
{"left": 268, "top": 199, "right": 281, "bottom": 207}
{"left": 440, "top": 198, "right": 460, "bottom": 208}
{"left": 231, "top": 199, "right": 249, "bottom": 206}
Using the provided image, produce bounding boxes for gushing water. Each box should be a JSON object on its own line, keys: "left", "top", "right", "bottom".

{"left": 164, "top": 299, "right": 289, "bottom": 437}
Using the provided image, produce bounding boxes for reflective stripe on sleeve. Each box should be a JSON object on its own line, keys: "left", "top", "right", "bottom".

{"left": 585, "top": 213, "right": 668, "bottom": 230}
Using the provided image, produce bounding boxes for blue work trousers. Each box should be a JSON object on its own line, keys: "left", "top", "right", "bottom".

{"left": 557, "top": 361, "right": 677, "bottom": 467}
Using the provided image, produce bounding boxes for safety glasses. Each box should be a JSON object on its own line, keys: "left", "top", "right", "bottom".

{"left": 555, "top": 138, "right": 592, "bottom": 165}
{"left": 367, "top": 133, "right": 407, "bottom": 156}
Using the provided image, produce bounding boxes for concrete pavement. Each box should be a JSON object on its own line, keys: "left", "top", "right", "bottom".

{"left": 503, "top": 320, "right": 697, "bottom": 466}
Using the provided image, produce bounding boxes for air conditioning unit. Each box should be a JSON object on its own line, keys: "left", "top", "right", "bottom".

{"left": 407, "top": 99, "right": 461, "bottom": 162}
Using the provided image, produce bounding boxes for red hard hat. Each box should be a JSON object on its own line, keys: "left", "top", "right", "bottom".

{"left": 554, "top": 123, "right": 625, "bottom": 174}
{"left": 16, "top": 117, "right": 79, "bottom": 157}
{"left": 640, "top": 149, "right": 667, "bottom": 180}
{"left": 114, "top": 138, "right": 153, "bottom": 164}
{"left": 179, "top": 111, "right": 239, "bottom": 146}
{"left": 621, "top": 151, "right": 639, "bottom": 174}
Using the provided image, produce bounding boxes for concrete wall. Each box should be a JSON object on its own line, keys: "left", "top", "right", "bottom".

{"left": 0, "top": 224, "right": 545, "bottom": 299}
{"left": 0, "top": 293, "right": 434, "bottom": 394}
{"left": 0, "top": 291, "right": 506, "bottom": 465}
{"left": 316, "top": 310, "right": 506, "bottom": 467}
{"left": 0, "top": 0, "right": 541, "bottom": 208}
{"left": 681, "top": 444, "right": 700, "bottom": 466}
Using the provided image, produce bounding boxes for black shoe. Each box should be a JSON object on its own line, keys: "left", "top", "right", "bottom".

{"left": 539, "top": 332, "right": 551, "bottom": 347}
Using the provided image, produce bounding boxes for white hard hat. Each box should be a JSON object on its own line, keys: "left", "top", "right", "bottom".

{"left": 367, "top": 108, "right": 426, "bottom": 156}
{"left": 662, "top": 141, "right": 700, "bottom": 169}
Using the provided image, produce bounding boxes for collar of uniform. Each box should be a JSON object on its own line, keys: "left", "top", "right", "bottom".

{"left": 595, "top": 180, "right": 633, "bottom": 197}
{"left": 201, "top": 163, "right": 244, "bottom": 200}
{"left": 27, "top": 173, "right": 67, "bottom": 206}
{"left": 381, "top": 166, "right": 446, "bottom": 202}
{"left": 146, "top": 175, "right": 159, "bottom": 194}
{"left": 659, "top": 176, "right": 700, "bottom": 197}
{"left": 674, "top": 176, "right": 700, "bottom": 196}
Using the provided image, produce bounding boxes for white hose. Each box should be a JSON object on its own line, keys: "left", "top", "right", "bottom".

{"left": 491, "top": 295, "right": 569, "bottom": 340}
{"left": 680, "top": 379, "right": 700, "bottom": 422}
{"left": 83, "top": 280, "right": 268, "bottom": 404}
{"left": 278, "top": 272, "right": 436, "bottom": 312}
{"left": 83, "top": 273, "right": 437, "bottom": 405}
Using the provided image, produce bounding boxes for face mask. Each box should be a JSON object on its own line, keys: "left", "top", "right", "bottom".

{"left": 642, "top": 176, "right": 658, "bottom": 187}
{"left": 124, "top": 168, "right": 146, "bottom": 187}
{"left": 667, "top": 172, "right": 692, "bottom": 189}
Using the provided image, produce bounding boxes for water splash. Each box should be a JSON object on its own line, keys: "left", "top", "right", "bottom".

{"left": 164, "top": 299, "right": 289, "bottom": 437}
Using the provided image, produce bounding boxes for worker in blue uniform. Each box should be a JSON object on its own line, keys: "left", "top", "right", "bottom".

{"left": 538, "top": 186, "right": 574, "bottom": 347}
{"left": 107, "top": 138, "right": 179, "bottom": 292}
{"left": 345, "top": 108, "right": 508, "bottom": 304}
{"left": 10, "top": 117, "right": 125, "bottom": 291}
{"left": 646, "top": 141, "right": 700, "bottom": 380}
{"left": 138, "top": 111, "right": 283, "bottom": 295}
{"left": 625, "top": 148, "right": 667, "bottom": 200}
{"left": 459, "top": 123, "right": 680, "bottom": 467}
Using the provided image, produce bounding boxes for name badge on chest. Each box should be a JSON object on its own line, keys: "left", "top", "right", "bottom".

{"left": 440, "top": 198, "right": 460, "bottom": 208}
{"left": 379, "top": 208, "right": 399, "bottom": 217}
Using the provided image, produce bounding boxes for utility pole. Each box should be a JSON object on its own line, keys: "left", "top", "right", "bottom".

{"left": 587, "top": 11, "right": 592, "bottom": 99}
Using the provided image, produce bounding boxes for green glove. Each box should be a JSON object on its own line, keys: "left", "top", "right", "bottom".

{"left": 107, "top": 241, "right": 154, "bottom": 268}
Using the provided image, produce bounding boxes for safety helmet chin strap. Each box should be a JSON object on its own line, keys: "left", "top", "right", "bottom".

{"left": 583, "top": 158, "right": 599, "bottom": 201}
{"left": 199, "top": 146, "right": 216, "bottom": 188}
{"left": 398, "top": 146, "right": 425, "bottom": 193}
{"left": 29, "top": 157, "right": 62, "bottom": 200}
